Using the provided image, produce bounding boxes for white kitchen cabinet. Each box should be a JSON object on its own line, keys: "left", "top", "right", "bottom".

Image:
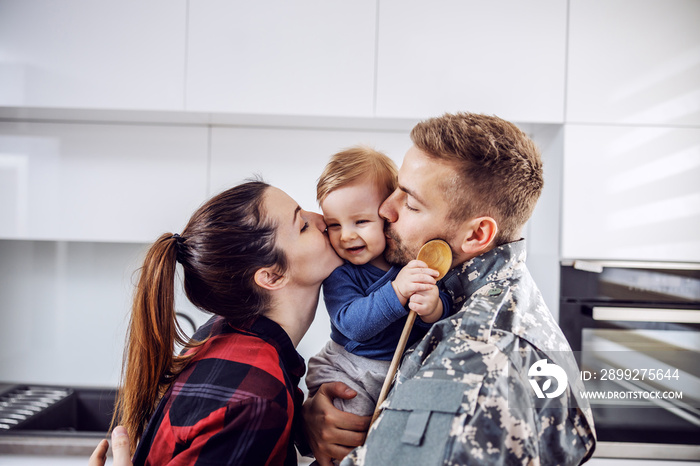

{"left": 0, "top": 239, "right": 211, "bottom": 388}
{"left": 0, "top": 241, "right": 138, "bottom": 387}
{"left": 186, "top": 1, "right": 376, "bottom": 117}
{"left": 0, "top": 121, "right": 208, "bottom": 242}
{"left": 0, "top": 0, "right": 187, "bottom": 110}
{"left": 567, "top": 0, "right": 700, "bottom": 126}
{"left": 209, "top": 126, "right": 412, "bottom": 215}
{"left": 561, "top": 124, "right": 700, "bottom": 262}
{"left": 375, "top": 0, "right": 567, "bottom": 123}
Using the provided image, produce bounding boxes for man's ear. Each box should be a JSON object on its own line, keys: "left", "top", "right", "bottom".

{"left": 254, "top": 266, "right": 289, "bottom": 291}
{"left": 459, "top": 216, "right": 498, "bottom": 257}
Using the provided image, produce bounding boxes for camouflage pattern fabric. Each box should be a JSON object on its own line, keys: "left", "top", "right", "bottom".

{"left": 341, "top": 240, "right": 596, "bottom": 466}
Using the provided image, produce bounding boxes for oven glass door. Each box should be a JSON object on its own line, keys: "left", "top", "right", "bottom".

{"left": 580, "top": 310, "right": 700, "bottom": 445}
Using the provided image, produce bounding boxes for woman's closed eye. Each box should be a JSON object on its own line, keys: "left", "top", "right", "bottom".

{"left": 301, "top": 221, "right": 309, "bottom": 233}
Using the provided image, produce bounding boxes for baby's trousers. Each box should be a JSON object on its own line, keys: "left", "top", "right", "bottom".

{"left": 306, "top": 340, "right": 391, "bottom": 416}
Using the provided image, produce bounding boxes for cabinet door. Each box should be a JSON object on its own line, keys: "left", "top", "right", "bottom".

{"left": 0, "top": 241, "right": 141, "bottom": 388}
{"left": 0, "top": 122, "right": 208, "bottom": 242}
{"left": 375, "top": 0, "right": 567, "bottom": 123}
{"left": 567, "top": 0, "right": 700, "bottom": 126}
{"left": 561, "top": 124, "right": 700, "bottom": 262}
{"left": 0, "top": 0, "right": 187, "bottom": 110}
{"left": 186, "top": 0, "right": 376, "bottom": 117}
{"left": 209, "top": 126, "right": 411, "bottom": 213}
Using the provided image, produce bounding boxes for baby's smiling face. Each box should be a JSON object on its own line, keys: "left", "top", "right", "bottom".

{"left": 320, "top": 180, "right": 390, "bottom": 271}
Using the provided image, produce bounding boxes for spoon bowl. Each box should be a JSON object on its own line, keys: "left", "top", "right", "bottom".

{"left": 417, "top": 239, "right": 452, "bottom": 280}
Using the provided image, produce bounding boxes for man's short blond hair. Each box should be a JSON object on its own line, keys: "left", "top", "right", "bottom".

{"left": 317, "top": 145, "right": 398, "bottom": 204}
{"left": 410, "top": 112, "right": 543, "bottom": 244}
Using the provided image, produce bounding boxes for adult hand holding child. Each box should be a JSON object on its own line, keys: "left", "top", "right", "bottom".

{"left": 88, "top": 426, "right": 130, "bottom": 466}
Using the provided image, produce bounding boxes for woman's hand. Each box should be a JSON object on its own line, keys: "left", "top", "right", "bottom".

{"left": 302, "top": 382, "right": 371, "bottom": 466}
{"left": 88, "top": 426, "right": 131, "bottom": 466}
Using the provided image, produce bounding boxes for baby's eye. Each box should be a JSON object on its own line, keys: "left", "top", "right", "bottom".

{"left": 356, "top": 220, "right": 369, "bottom": 225}
{"left": 327, "top": 223, "right": 340, "bottom": 229}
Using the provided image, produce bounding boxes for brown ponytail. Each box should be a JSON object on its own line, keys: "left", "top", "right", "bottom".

{"left": 111, "top": 234, "right": 192, "bottom": 452}
{"left": 112, "top": 181, "right": 286, "bottom": 454}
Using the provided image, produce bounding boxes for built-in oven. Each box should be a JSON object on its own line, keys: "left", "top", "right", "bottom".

{"left": 559, "top": 260, "right": 700, "bottom": 461}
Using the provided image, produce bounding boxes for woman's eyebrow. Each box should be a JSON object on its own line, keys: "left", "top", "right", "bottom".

{"left": 292, "top": 205, "right": 302, "bottom": 225}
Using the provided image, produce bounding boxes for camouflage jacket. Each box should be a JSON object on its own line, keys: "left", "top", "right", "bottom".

{"left": 341, "top": 240, "right": 596, "bottom": 466}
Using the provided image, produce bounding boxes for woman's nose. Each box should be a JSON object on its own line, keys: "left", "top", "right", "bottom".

{"left": 308, "top": 212, "right": 326, "bottom": 231}
{"left": 379, "top": 190, "right": 399, "bottom": 223}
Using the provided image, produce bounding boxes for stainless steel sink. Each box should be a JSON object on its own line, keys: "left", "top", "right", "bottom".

{"left": 0, "top": 384, "right": 116, "bottom": 436}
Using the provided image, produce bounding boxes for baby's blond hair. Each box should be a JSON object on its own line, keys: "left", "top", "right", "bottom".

{"left": 317, "top": 145, "right": 398, "bottom": 204}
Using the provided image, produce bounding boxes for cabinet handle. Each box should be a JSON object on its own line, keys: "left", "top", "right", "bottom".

{"left": 592, "top": 307, "right": 700, "bottom": 324}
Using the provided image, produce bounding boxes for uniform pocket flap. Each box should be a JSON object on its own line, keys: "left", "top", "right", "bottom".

{"left": 389, "top": 377, "right": 480, "bottom": 414}
{"left": 365, "top": 374, "right": 485, "bottom": 464}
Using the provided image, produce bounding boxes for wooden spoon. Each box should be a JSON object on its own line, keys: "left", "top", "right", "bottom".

{"left": 416, "top": 239, "right": 452, "bottom": 281}
{"left": 370, "top": 239, "right": 452, "bottom": 424}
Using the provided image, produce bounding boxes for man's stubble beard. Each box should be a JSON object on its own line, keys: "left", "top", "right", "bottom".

{"left": 383, "top": 225, "right": 416, "bottom": 266}
{"left": 384, "top": 220, "right": 461, "bottom": 268}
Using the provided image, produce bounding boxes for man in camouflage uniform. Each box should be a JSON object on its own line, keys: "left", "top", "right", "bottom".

{"left": 341, "top": 241, "right": 596, "bottom": 465}
{"left": 303, "top": 112, "right": 596, "bottom": 465}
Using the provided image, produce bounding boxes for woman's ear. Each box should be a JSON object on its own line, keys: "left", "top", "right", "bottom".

{"left": 254, "top": 266, "right": 289, "bottom": 291}
{"left": 459, "top": 216, "right": 498, "bottom": 257}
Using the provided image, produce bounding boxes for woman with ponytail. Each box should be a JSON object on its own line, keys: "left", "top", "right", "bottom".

{"left": 109, "top": 181, "right": 343, "bottom": 465}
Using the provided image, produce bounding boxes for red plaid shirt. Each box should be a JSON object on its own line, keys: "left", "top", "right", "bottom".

{"left": 133, "top": 315, "right": 306, "bottom": 465}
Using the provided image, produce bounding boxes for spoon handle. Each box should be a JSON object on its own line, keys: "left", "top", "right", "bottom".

{"left": 370, "top": 310, "right": 417, "bottom": 425}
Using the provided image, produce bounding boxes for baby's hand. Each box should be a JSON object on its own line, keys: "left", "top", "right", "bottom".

{"left": 392, "top": 260, "right": 439, "bottom": 306}
{"left": 409, "top": 285, "right": 443, "bottom": 323}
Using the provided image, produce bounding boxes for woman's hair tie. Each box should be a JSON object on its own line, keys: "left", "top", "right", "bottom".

{"left": 170, "top": 233, "right": 184, "bottom": 262}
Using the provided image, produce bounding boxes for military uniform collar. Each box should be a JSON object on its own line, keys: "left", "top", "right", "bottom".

{"left": 440, "top": 239, "right": 527, "bottom": 309}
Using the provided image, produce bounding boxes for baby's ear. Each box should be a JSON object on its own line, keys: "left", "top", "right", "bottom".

{"left": 253, "top": 266, "right": 289, "bottom": 291}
